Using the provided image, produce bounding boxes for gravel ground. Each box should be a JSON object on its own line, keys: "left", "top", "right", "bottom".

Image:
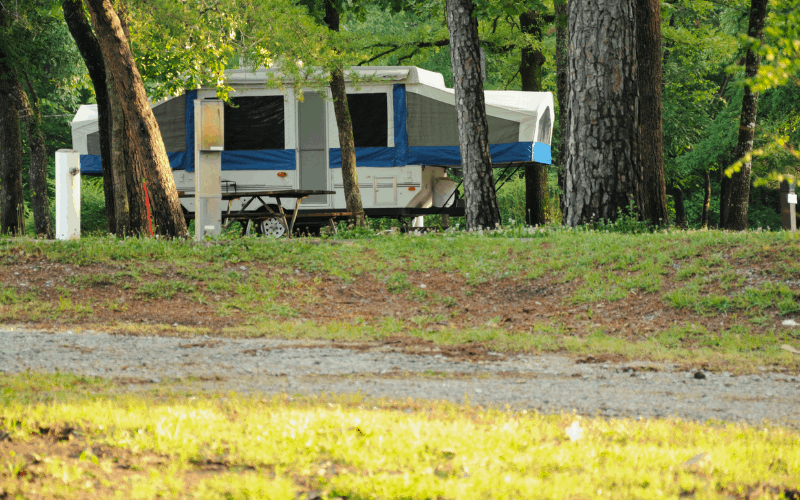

{"left": 2, "top": 326, "right": 799, "bottom": 428}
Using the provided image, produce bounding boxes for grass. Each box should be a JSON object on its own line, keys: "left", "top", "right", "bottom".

{"left": 1, "top": 229, "right": 800, "bottom": 373}
{"left": 1, "top": 372, "right": 798, "bottom": 499}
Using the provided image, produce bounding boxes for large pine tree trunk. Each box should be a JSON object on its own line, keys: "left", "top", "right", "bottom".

{"left": 63, "top": 0, "right": 116, "bottom": 233}
{"left": 564, "top": 0, "right": 638, "bottom": 226}
{"left": 85, "top": 0, "right": 187, "bottom": 237}
{"left": 635, "top": 0, "right": 669, "bottom": 227}
{"left": 446, "top": 0, "right": 501, "bottom": 230}
{"left": 324, "top": 1, "right": 365, "bottom": 226}
{"left": 108, "top": 70, "right": 133, "bottom": 235}
{"left": 724, "top": 0, "right": 768, "bottom": 230}
{"left": 21, "top": 73, "right": 54, "bottom": 238}
{"left": 520, "top": 10, "right": 549, "bottom": 226}
{"left": 0, "top": 53, "right": 25, "bottom": 235}
{"left": 554, "top": 0, "right": 568, "bottom": 220}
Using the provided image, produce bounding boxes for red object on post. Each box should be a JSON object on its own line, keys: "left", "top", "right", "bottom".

{"left": 143, "top": 181, "right": 153, "bottom": 236}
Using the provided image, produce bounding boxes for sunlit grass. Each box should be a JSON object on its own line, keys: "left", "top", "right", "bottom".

{"left": 0, "top": 372, "right": 798, "bottom": 499}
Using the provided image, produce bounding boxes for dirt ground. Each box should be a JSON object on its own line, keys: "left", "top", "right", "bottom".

{"left": 3, "top": 253, "right": 792, "bottom": 368}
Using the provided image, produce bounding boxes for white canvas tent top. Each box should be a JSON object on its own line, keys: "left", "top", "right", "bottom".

{"left": 71, "top": 65, "right": 554, "bottom": 175}
{"left": 70, "top": 104, "right": 99, "bottom": 156}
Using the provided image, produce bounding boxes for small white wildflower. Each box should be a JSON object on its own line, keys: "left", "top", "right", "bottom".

{"left": 566, "top": 421, "right": 584, "bottom": 442}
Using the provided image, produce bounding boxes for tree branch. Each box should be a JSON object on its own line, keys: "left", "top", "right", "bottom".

{"left": 358, "top": 38, "right": 522, "bottom": 65}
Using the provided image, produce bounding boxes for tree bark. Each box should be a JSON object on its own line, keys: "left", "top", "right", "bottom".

{"left": 719, "top": 168, "right": 731, "bottom": 227}
{"left": 63, "top": 0, "right": 116, "bottom": 233}
{"left": 635, "top": 0, "right": 668, "bottom": 227}
{"left": 0, "top": 49, "right": 25, "bottom": 235}
{"left": 667, "top": 184, "right": 687, "bottom": 228}
{"left": 108, "top": 70, "right": 132, "bottom": 235}
{"left": 520, "top": 10, "right": 549, "bottom": 226}
{"left": 85, "top": 0, "right": 187, "bottom": 237}
{"left": 446, "top": 0, "right": 501, "bottom": 230}
{"left": 724, "top": 0, "right": 768, "bottom": 231}
{"left": 20, "top": 73, "right": 54, "bottom": 238}
{"left": 554, "top": 0, "right": 568, "bottom": 220}
{"left": 324, "top": 1, "right": 365, "bottom": 226}
{"left": 701, "top": 168, "right": 711, "bottom": 229}
{"left": 564, "top": 0, "right": 638, "bottom": 226}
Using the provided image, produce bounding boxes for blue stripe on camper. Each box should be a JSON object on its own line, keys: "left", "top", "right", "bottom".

{"left": 221, "top": 149, "right": 296, "bottom": 170}
{"left": 168, "top": 151, "right": 189, "bottom": 170}
{"left": 80, "top": 154, "right": 103, "bottom": 174}
{"left": 328, "top": 147, "right": 394, "bottom": 168}
{"left": 180, "top": 90, "right": 197, "bottom": 171}
{"left": 393, "top": 84, "right": 409, "bottom": 166}
{"left": 406, "top": 142, "right": 536, "bottom": 165}
{"left": 532, "top": 142, "right": 551, "bottom": 164}
{"left": 327, "top": 142, "right": 540, "bottom": 168}
{"left": 79, "top": 151, "right": 192, "bottom": 175}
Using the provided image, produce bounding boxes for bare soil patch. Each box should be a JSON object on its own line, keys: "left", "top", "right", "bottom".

{"left": 1, "top": 255, "right": 796, "bottom": 367}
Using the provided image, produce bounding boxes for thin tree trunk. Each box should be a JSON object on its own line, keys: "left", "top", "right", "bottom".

{"left": 554, "top": 0, "right": 568, "bottom": 220}
{"left": 520, "top": 10, "right": 549, "bottom": 226}
{"left": 724, "top": 0, "right": 768, "bottom": 230}
{"left": 107, "top": 70, "right": 132, "bottom": 235}
{"left": 324, "top": 1, "right": 365, "bottom": 226}
{"left": 446, "top": 0, "right": 501, "bottom": 230}
{"left": 635, "top": 0, "right": 669, "bottom": 227}
{"left": 719, "top": 169, "right": 731, "bottom": 227}
{"left": 701, "top": 168, "right": 711, "bottom": 229}
{"left": 667, "top": 184, "right": 687, "bottom": 228}
{"left": 20, "top": 72, "right": 54, "bottom": 238}
{"left": 564, "top": 0, "right": 638, "bottom": 226}
{"left": 85, "top": 0, "right": 187, "bottom": 237}
{"left": 0, "top": 48, "right": 25, "bottom": 235}
{"left": 63, "top": 0, "right": 116, "bottom": 233}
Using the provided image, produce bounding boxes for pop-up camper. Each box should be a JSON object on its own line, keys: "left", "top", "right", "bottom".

{"left": 71, "top": 66, "right": 553, "bottom": 223}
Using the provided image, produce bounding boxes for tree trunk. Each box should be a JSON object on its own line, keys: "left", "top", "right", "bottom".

{"left": 564, "top": 0, "right": 638, "bottom": 226}
{"left": 520, "top": 10, "right": 549, "bottom": 226}
{"left": 635, "top": 0, "right": 669, "bottom": 227}
{"left": 324, "top": 1, "right": 365, "bottom": 226}
{"left": 108, "top": 70, "right": 132, "bottom": 235}
{"left": 701, "top": 168, "right": 711, "bottom": 229}
{"left": 21, "top": 73, "right": 54, "bottom": 238}
{"left": 719, "top": 169, "right": 731, "bottom": 227}
{"left": 667, "top": 184, "right": 687, "bottom": 228}
{"left": 85, "top": 0, "right": 187, "bottom": 237}
{"left": 0, "top": 52, "right": 25, "bottom": 235}
{"left": 554, "top": 0, "right": 568, "bottom": 220}
{"left": 63, "top": 0, "right": 116, "bottom": 233}
{"left": 724, "top": 0, "right": 768, "bottom": 231}
{"left": 446, "top": 0, "right": 501, "bottom": 230}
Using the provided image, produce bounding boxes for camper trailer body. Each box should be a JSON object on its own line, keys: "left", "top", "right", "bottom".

{"left": 71, "top": 66, "right": 554, "bottom": 218}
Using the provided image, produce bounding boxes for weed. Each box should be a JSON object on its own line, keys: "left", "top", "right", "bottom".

{"left": 385, "top": 272, "right": 411, "bottom": 293}
{"left": 137, "top": 280, "right": 196, "bottom": 300}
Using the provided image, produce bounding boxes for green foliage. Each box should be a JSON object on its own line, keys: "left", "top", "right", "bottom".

{"left": 79, "top": 177, "right": 107, "bottom": 235}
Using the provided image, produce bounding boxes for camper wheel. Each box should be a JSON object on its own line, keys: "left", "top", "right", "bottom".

{"left": 259, "top": 218, "right": 286, "bottom": 238}
{"left": 241, "top": 218, "right": 286, "bottom": 237}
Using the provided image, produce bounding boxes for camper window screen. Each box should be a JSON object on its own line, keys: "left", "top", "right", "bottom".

{"left": 347, "top": 93, "right": 387, "bottom": 147}
{"left": 224, "top": 96, "right": 285, "bottom": 150}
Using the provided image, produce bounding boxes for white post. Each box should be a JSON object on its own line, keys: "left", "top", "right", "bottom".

{"left": 55, "top": 149, "right": 81, "bottom": 240}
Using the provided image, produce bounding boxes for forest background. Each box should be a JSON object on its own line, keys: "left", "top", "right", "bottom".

{"left": 3, "top": 0, "right": 800, "bottom": 235}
